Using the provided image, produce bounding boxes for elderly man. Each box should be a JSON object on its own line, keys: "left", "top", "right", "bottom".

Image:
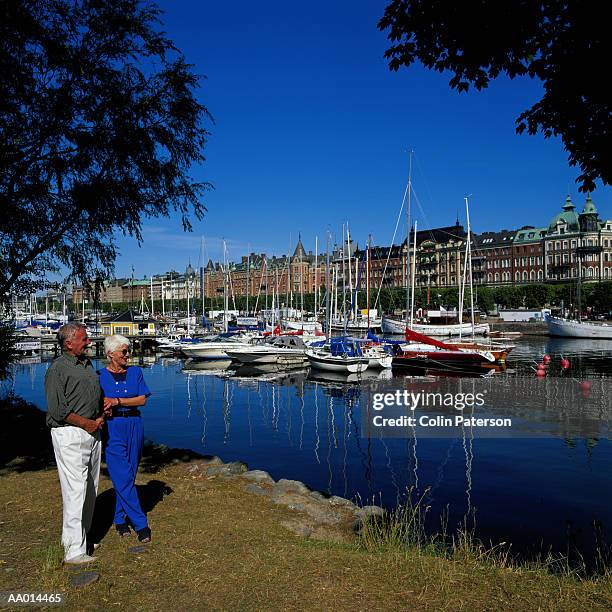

{"left": 45, "top": 322, "right": 104, "bottom": 564}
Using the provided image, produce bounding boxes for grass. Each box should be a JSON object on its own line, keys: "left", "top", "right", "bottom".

{"left": 358, "top": 486, "right": 612, "bottom": 585}
{"left": 0, "top": 465, "right": 610, "bottom": 611}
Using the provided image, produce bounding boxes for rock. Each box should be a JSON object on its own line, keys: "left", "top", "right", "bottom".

{"left": 272, "top": 490, "right": 343, "bottom": 525}
{"left": 244, "top": 483, "right": 271, "bottom": 497}
{"left": 354, "top": 505, "right": 385, "bottom": 520}
{"left": 200, "top": 455, "right": 224, "bottom": 466}
{"left": 187, "top": 456, "right": 224, "bottom": 475}
{"left": 329, "top": 495, "right": 355, "bottom": 509}
{"left": 127, "top": 545, "right": 149, "bottom": 554}
{"left": 242, "top": 470, "right": 275, "bottom": 484}
{"left": 69, "top": 571, "right": 100, "bottom": 587}
{"left": 273, "top": 478, "right": 310, "bottom": 495}
{"left": 309, "top": 491, "right": 329, "bottom": 503}
{"left": 206, "top": 461, "right": 248, "bottom": 477}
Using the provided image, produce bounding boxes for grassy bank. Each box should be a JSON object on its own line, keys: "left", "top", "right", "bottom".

{"left": 1, "top": 398, "right": 611, "bottom": 610}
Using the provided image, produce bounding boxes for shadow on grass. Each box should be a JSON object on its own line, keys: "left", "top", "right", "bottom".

{"left": 0, "top": 394, "right": 55, "bottom": 474}
{"left": 88, "top": 480, "right": 174, "bottom": 544}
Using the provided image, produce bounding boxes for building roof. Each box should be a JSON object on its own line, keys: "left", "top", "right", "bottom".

{"left": 400, "top": 223, "right": 467, "bottom": 248}
{"left": 582, "top": 193, "right": 598, "bottom": 215}
{"left": 474, "top": 229, "right": 517, "bottom": 248}
{"left": 548, "top": 196, "right": 580, "bottom": 232}
{"left": 292, "top": 235, "right": 307, "bottom": 260}
{"left": 513, "top": 226, "right": 546, "bottom": 244}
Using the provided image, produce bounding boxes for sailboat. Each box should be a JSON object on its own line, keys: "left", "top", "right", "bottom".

{"left": 546, "top": 316, "right": 612, "bottom": 339}
{"left": 393, "top": 197, "right": 513, "bottom": 373}
{"left": 545, "top": 248, "right": 612, "bottom": 338}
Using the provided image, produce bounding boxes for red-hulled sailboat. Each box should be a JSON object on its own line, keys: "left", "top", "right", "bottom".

{"left": 392, "top": 328, "right": 513, "bottom": 373}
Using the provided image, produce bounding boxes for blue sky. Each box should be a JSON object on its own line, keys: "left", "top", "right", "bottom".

{"left": 111, "top": 0, "right": 609, "bottom": 278}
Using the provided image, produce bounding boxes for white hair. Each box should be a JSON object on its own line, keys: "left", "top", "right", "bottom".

{"left": 104, "top": 334, "right": 131, "bottom": 356}
{"left": 57, "top": 322, "right": 86, "bottom": 348}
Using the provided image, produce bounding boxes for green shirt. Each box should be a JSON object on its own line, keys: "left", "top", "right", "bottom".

{"left": 44, "top": 352, "right": 102, "bottom": 428}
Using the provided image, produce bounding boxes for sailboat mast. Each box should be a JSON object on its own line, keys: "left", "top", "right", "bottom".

{"left": 346, "top": 224, "right": 353, "bottom": 320}
{"left": 405, "top": 150, "right": 413, "bottom": 328}
{"left": 342, "top": 224, "right": 346, "bottom": 319}
{"left": 325, "top": 233, "right": 331, "bottom": 341}
{"left": 367, "top": 235, "right": 371, "bottom": 330}
{"left": 410, "top": 221, "right": 417, "bottom": 329}
{"left": 223, "top": 240, "right": 228, "bottom": 333}
{"left": 465, "top": 196, "right": 475, "bottom": 341}
{"left": 314, "top": 236, "right": 318, "bottom": 319}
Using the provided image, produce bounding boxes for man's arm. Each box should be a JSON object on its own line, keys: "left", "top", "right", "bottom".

{"left": 64, "top": 412, "right": 103, "bottom": 434}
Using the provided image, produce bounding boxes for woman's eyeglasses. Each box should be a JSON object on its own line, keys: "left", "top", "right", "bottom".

{"left": 118, "top": 348, "right": 130, "bottom": 355}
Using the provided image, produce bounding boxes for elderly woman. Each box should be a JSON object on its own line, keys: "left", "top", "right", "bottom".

{"left": 99, "top": 334, "right": 152, "bottom": 543}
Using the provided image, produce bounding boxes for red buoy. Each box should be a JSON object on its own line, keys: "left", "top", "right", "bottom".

{"left": 543, "top": 354, "right": 551, "bottom": 364}
{"left": 560, "top": 358, "right": 570, "bottom": 369}
{"left": 579, "top": 380, "right": 592, "bottom": 391}
{"left": 535, "top": 369, "right": 546, "bottom": 377}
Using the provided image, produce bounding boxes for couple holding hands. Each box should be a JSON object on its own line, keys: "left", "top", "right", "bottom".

{"left": 45, "top": 323, "right": 152, "bottom": 564}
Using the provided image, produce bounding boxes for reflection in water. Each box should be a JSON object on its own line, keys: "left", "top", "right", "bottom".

{"left": 7, "top": 336, "right": 612, "bottom": 567}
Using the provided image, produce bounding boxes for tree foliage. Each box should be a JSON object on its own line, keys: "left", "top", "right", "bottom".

{"left": 0, "top": 0, "right": 212, "bottom": 307}
{"left": 378, "top": 1, "right": 610, "bottom": 192}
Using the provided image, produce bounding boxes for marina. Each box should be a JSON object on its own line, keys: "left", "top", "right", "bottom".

{"left": 6, "top": 335, "right": 611, "bottom": 567}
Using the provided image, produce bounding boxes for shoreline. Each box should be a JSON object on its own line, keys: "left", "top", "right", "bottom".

{"left": 1, "top": 395, "right": 611, "bottom": 610}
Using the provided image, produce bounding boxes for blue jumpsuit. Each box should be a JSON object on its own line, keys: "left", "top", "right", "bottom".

{"left": 98, "top": 366, "right": 151, "bottom": 530}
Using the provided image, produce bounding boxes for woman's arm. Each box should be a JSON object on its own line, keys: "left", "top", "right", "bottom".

{"left": 105, "top": 395, "right": 148, "bottom": 408}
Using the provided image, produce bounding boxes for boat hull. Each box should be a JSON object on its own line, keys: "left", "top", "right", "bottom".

{"left": 306, "top": 351, "right": 369, "bottom": 373}
{"left": 382, "top": 315, "right": 490, "bottom": 337}
{"left": 546, "top": 316, "right": 612, "bottom": 339}
{"left": 181, "top": 342, "right": 252, "bottom": 359}
{"left": 225, "top": 348, "right": 308, "bottom": 366}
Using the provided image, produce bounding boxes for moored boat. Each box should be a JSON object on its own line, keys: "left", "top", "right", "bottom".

{"left": 382, "top": 314, "right": 489, "bottom": 337}
{"left": 225, "top": 335, "right": 308, "bottom": 366}
{"left": 545, "top": 315, "right": 612, "bottom": 339}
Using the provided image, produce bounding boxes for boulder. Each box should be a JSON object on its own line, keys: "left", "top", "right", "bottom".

{"left": 242, "top": 470, "right": 275, "bottom": 485}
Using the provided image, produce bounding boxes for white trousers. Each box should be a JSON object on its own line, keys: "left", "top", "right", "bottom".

{"left": 51, "top": 426, "right": 101, "bottom": 561}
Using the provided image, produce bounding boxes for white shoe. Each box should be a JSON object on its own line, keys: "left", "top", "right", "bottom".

{"left": 64, "top": 553, "right": 97, "bottom": 564}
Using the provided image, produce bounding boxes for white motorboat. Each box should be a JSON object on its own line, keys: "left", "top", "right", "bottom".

{"left": 546, "top": 315, "right": 612, "bottom": 339}
{"left": 225, "top": 336, "right": 308, "bottom": 366}
{"left": 156, "top": 333, "right": 196, "bottom": 353}
{"left": 180, "top": 333, "right": 258, "bottom": 359}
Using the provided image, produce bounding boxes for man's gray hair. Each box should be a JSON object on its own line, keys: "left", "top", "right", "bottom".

{"left": 57, "top": 322, "right": 86, "bottom": 348}
{"left": 104, "top": 334, "right": 131, "bottom": 356}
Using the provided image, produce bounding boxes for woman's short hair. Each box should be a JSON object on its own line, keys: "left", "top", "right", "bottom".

{"left": 104, "top": 334, "right": 131, "bottom": 356}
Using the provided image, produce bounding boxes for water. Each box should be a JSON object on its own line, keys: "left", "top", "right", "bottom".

{"left": 6, "top": 337, "right": 612, "bottom": 567}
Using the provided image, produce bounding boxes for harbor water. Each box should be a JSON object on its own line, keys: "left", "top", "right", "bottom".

{"left": 6, "top": 336, "right": 611, "bottom": 568}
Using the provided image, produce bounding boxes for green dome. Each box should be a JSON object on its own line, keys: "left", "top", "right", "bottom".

{"left": 582, "top": 193, "right": 598, "bottom": 214}
{"left": 548, "top": 196, "right": 580, "bottom": 232}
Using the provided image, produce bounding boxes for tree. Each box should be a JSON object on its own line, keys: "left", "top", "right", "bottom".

{"left": 0, "top": 0, "right": 212, "bottom": 308}
{"left": 378, "top": 1, "right": 609, "bottom": 192}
